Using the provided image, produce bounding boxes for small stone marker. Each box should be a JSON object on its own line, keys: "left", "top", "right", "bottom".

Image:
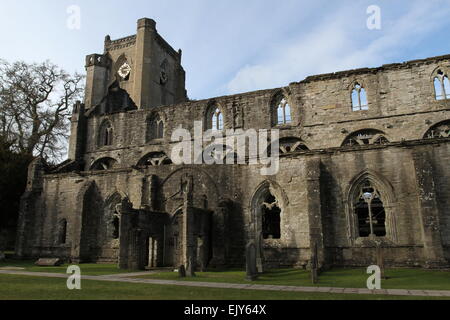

{"left": 178, "top": 265, "right": 186, "bottom": 278}
{"left": 0, "top": 252, "right": 5, "bottom": 261}
{"left": 246, "top": 241, "right": 258, "bottom": 281}
{"left": 186, "top": 256, "right": 196, "bottom": 277}
{"left": 35, "top": 258, "right": 63, "bottom": 267}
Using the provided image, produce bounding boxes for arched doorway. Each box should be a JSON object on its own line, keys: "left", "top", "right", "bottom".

{"left": 250, "top": 181, "right": 287, "bottom": 270}
{"left": 163, "top": 209, "right": 184, "bottom": 267}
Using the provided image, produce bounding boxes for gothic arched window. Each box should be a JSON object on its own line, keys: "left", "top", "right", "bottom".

{"left": 347, "top": 172, "right": 398, "bottom": 243}
{"left": 90, "top": 157, "right": 118, "bottom": 171}
{"left": 424, "top": 120, "right": 450, "bottom": 139}
{"left": 137, "top": 152, "right": 172, "bottom": 167}
{"left": 353, "top": 180, "right": 386, "bottom": 238}
{"left": 212, "top": 108, "right": 223, "bottom": 131}
{"left": 433, "top": 70, "right": 450, "bottom": 100}
{"left": 98, "top": 120, "right": 114, "bottom": 147}
{"left": 147, "top": 114, "right": 164, "bottom": 141}
{"left": 277, "top": 98, "right": 292, "bottom": 125}
{"left": 351, "top": 83, "right": 369, "bottom": 111}
{"left": 206, "top": 105, "right": 224, "bottom": 131}
{"left": 262, "top": 193, "right": 281, "bottom": 239}
{"left": 342, "top": 129, "right": 389, "bottom": 147}
{"left": 112, "top": 214, "right": 120, "bottom": 239}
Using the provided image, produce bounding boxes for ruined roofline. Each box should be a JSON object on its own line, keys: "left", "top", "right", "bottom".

{"left": 104, "top": 30, "right": 181, "bottom": 60}
{"left": 183, "top": 53, "right": 450, "bottom": 108}
{"left": 298, "top": 53, "right": 450, "bottom": 84}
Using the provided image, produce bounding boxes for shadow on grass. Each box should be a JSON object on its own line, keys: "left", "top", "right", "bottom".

{"left": 135, "top": 267, "right": 450, "bottom": 291}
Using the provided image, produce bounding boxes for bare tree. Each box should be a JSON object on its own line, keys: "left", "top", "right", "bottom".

{"left": 0, "top": 60, "right": 84, "bottom": 161}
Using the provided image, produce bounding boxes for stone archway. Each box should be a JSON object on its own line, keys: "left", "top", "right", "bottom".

{"left": 250, "top": 180, "right": 289, "bottom": 271}
{"left": 162, "top": 208, "right": 183, "bottom": 267}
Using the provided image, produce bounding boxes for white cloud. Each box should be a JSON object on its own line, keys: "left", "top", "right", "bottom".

{"left": 226, "top": 1, "right": 450, "bottom": 94}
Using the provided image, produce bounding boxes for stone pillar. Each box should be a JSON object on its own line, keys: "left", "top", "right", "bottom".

{"left": 181, "top": 175, "right": 196, "bottom": 272}
{"left": 118, "top": 198, "right": 139, "bottom": 269}
{"left": 15, "top": 158, "right": 46, "bottom": 258}
{"left": 209, "top": 200, "right": 228, "bottom": 267}
{"left": 412, "top": 151, "right": 446, "bottom": 267}
{"left": 133, "top": 18, "right": 156, "bottom": 109}
{"left": 306, "top": 158, "right": 325, "bottom": 269}
{"left": 149, "top": 175, "right": 158, "bottom": 211}
{"left": 68, "top": 101, "right": 86, "bottom": 162}
{"left": 84, "top": 54, "right": 109, "bottom": 109}
{"left": 140, "top": 175, "right": 157, "bottom": 209}
{"left": 246, "top": 241, "right": 258, "bottom": 281}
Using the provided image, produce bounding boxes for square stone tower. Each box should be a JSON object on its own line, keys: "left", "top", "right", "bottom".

{"left": 84, "top": 18, "right": 187, "bottom": 110}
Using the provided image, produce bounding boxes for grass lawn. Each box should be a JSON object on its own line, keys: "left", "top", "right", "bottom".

{"left": 136, "top": 268, "right": 450, "bottom": 291}
{"left": 0, "top": 274, "right": 447, "bottom": 300}
{"left": 0, "top": 259, "right": 137, "bottom": 276}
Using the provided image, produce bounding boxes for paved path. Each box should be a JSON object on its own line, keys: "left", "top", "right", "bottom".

{"left": 1, "top": 270, "right": 450, "bottom": 298}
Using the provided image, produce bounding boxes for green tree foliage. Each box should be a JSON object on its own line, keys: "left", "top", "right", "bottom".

{"left": 0, "top": 136, "right": 33, "bottom": 248}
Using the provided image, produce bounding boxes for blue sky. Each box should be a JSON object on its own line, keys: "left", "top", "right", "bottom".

{"left": 1, "top": 0, "right": 450, "bottom": 100}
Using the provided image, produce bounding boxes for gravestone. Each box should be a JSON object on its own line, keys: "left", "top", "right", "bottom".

{"left": 0, "top": 252, "right": 5, "bottom": 262}
{"left": 256, "top": 233, "right": 265, "bottom": 273}
{"left": 186, "top": 256, "right": 196, "bottom": 277}
{"left": 178, "top": 265, "right": 186, "bottom": 278}
{"left": 246, "top": 241, "right": 258, "bottom": 281}
{"left": 35, "top": 258, "right": 63, "bottom": 266}
{"left": 198, "top": 243, "right": 207, "bottom": 272}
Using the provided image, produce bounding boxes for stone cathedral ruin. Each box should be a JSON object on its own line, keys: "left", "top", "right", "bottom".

{"left": 16, "top": 18, "right": 450, "bottom": 271}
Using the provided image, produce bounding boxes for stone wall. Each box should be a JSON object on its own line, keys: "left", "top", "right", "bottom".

{"left": 16, "top": 41, "right": 450, "bottom": 268}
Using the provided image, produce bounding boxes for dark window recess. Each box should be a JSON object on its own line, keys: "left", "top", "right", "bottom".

{"left": 262, "top": 194, "right": 281, "bottom": 239}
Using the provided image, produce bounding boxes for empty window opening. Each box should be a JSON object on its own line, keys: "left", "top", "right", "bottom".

{"left": 434, "top": 70, "right": 450, "bottom": 100}
{"left": 352, "top": 83, "right": 369, "bottom": 111}
{"left": 99, "top": 121, "right": 114, "bottom": 147}
{"left": 147, "top": 115, "right": 164, "bottom": 141}
{"left": 112, "top": 215, "right": 120, "bottom": 239}
{"left": 90, "top": 158, "right": 118, "bottom": 171}
{"left": 277, "top": 98, "right": 292, "bottom": 125}
{"left": 425, "top": 120, "right": 450, "bottom": 139}
{"left": 137, "top": 152, "right": 172, "bottom": 167}
{"left": 262, "top": 194, "right": 281, "bottom": 239}
{"left": 211, "top": 108, "right": 223, "bottom": 131}
{"left": 354, "top": 181, "right": 386, "bottom": 238}
{"left": 343, "top": 130, "right": 389, "bottom": 147}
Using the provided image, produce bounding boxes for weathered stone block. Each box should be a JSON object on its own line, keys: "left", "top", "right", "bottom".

{"left": 35, "top": 258, "right": 63, "bottom": 267}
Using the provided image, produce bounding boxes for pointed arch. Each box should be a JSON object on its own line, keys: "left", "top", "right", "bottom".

{"left": 103, "top": 191, "right": 129, "bottom": 242}
{"left": 90, "top": 157, "right": 118, "bottom": 171}
{"left": 98, "top": 119, "right": 114, "bottom": 147}
{"left": 432, "top": 69, "right": 450, "bottom": 100}
{"left": 137, "top": 152, "right": 172, "bottom": 167}
{"left": 204, "top": 101, "right": 226, "bottom": 131}
{"left": 342, "top": 129, "right": 390, "bottom": 147}
{"left": 345, "top": 170, "right": 398, "bottom": 243}
{"left": 424, "top": 119, "right": 450, "bottom": 139}
{"left": 250, "top": 180, "right": 289, "bottom": 240}
{"left": 271, "top": 90, "right": 293, "bottom": 126}
{"left": 350, "top": 82, "right": 369, "bottom": 111}
{"left": 146, "top": 113, "right": 165, "bottom": 142}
